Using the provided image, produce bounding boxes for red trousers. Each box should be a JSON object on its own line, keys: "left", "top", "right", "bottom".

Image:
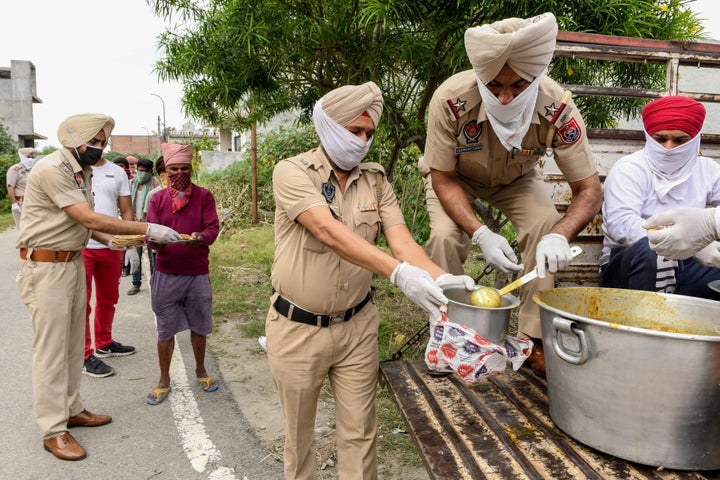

{"left": 82, "top": 248, "right": 123, "bottom": 359}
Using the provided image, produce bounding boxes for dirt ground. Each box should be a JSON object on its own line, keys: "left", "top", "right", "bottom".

{"left": 210, "top": 317, "right": 428, "bottom": 480}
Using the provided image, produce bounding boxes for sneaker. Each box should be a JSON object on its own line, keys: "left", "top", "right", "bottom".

{"left": 96, "top": 341, "right": 136, "bottom": 358}
{"left": 83, "top": 355, "right": 115, "bottom": 378}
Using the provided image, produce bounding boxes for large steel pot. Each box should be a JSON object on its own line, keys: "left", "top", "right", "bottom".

{"left": 444, "top": 287, "right": 519, "bottom": 343}
{"left": 534, "top": 287, "right": 720, "bottom": 470}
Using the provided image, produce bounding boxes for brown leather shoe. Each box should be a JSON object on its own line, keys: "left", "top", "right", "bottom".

{"left": 525, "top": 341, "right": 546, "bottom": 377}
{"left": 43, "top": 432, "right": 86, "bottom": 461}
{"left": 67, "top": 409, "right": 112, "bottom": 428}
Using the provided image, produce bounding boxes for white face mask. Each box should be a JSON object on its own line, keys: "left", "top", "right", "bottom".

{"left": 644, "top": 130, "right": 700, "bottom": 200}
{"left": 19, "top": 153, "right": 36, "bottom": 170}
{"left": 477, "top": 74, "right": 541, "bottom": 151}
{"left": 313, "top": 99, "right": 373, "bottom": 171}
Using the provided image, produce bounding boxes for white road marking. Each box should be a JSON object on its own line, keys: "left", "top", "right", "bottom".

{"left": 149, "top": 259, "right": 240, "bottom": 480}
{"left": 169, "top": 345, "right": 240, "bottom": 479}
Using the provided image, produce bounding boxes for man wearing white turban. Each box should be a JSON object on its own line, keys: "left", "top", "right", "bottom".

{"left": 15, "top": 113, "right": 182, "bottom": 461}
{"left": 268, "top": 82, "right": 474, "bottom": 479}
{"left": 6, "top": 146, "right": 37, "bottom": 228}
{"left": 420, "top": 13, "right": 602, "bottom": 375}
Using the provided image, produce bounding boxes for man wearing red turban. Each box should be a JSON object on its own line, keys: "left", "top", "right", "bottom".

{"left": 600, "top": 96, "right": 720, "bottom": 296}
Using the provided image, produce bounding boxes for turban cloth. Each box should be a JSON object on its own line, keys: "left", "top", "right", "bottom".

{"left": 57, "top": 113, "right": 115, "bottom": 148}
{"left": 642, "top": 96, "right": 706, "bottom": 137}
{"left": 465, "top": 12, "right": 558, "bottom": 84}
{"left": 18, "top": 147, "right": 36, "bottom": 157}
{"left": 320, "top": 81, "right": 383, "bottom": 127}
{"left": 162, "top": 143, "right": 194, "bottom": 165}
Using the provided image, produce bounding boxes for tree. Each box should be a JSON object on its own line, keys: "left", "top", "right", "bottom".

{"left": 148, "top": 0, "right": 704, "bottom": 175}
{"left": 0, "top": 122, "right": 17, "bottom": 155}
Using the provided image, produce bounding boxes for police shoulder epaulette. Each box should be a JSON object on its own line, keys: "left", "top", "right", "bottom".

{"left": 359, "top": 162, "right": 386, "bottom": 176}
{"left": 444, "top": 88, "right": 481, "bottom": 121}
{"left": 537, "top": 89, "right": 574, "bottom": 128}
{"left": 286, "top": 155, "right": 312, "bottom": 168}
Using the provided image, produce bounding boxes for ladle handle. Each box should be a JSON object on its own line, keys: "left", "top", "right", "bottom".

{"left": 497, "top": 246, "right": 583, "bottom": 296}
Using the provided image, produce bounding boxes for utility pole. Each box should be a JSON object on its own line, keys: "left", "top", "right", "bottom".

{"left": 156, "top": 115, "right": 162, "bottom": 153}
{"left": 150, "top": 93, "right": 167, "bottom": 142}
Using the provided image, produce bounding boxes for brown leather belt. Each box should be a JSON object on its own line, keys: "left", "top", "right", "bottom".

{"left": 19, "top": 248, "right": 80, "bottom": 262}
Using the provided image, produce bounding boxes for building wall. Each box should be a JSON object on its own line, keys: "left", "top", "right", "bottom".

{"left": 110, "top": 135, "right": 162, "bottom": 156}
{"left": 0, "top": 60, "right": 43, "bottom": 146}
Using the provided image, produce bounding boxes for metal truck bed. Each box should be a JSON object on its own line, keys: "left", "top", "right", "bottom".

{"left": 379, "top": 360, "right": 720, "bottom": 480}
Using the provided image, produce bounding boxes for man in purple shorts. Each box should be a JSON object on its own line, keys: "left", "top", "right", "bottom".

{"left": 144, "top": 142, "right": 220, "bottom": 405}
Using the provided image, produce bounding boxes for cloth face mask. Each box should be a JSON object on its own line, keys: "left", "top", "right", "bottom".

{"left": 477, "top": 74, "right": 541, "bottom": 151}
{"left": 75, "top": 144, "right": 104, "bottom": 166}
{"left": 19, "top": 153, "right": 36, "bottom": 170}
{"left": 313, "top": 99, "right": 373, "bottom": 171}
{"left": 644, "top": 130, "right": 700, "bottom": 201}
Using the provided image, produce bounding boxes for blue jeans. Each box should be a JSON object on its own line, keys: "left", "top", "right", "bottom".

{"left": 132, "top": 247, "right": 144, "bottom": 287}
{"left": 600, "top": 237, "right": 720, "bottom": 298}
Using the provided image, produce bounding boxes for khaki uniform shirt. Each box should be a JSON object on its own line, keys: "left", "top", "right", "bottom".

{"left": 272, "top": 147, "right": 405, "bottom": 313}
{"left": 16, "top": 149, "right": 94, "bottom": 251}
{"left": 421, "top": 69, "right": 596, "bottom": 189}
{"left": 6, "top": 162, "right": 30, "bottom": 198}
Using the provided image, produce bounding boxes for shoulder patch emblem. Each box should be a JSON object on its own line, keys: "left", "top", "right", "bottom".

{"left": 446, "top": 98, "right": 467, "bottom": 119}
{"left": 556, "top": 118, "right": 582, "bottom": 144}
{"left": 462, "top": 120, "right": 482, "bottom": 144}
{"left": 321, "top": 181, "right": 335, "bottom": 203}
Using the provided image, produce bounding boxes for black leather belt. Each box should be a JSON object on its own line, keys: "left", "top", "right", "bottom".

{"left": 273, "top": 292, "right": 371, "bottom": 328}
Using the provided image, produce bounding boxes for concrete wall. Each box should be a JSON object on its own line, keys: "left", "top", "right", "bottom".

{"left": 0, "top": 60, "right": 42, "bottom": 146}
{"left": 200, "top": 150, "right": 245, "bottom": 174}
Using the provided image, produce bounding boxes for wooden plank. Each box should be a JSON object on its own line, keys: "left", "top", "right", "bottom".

{"left": 379, "top": 360, "right": 720, "bottom": 480}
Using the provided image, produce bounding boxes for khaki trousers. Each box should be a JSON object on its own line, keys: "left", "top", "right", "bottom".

{"left": 266, "top": 298, "right": 379, "bottom": 480}
{"left": 16, "top": 256, "right": 86, "bottom": 438}
{"left": 424, "top": 167, "right": 561, "bottom": 339}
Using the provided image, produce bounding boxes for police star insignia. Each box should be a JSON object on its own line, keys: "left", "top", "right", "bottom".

{"left": 446, "top": 98, "right": 467, "bottom": 119}
{"left": 544, "top": 103, "right": 559, "bottom": 117}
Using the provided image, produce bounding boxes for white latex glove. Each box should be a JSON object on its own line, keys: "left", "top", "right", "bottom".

{"left": 123, "top": 248, "right": 141, "bottom": 273}
{"left": 472, "top": 226, "right": 523, "bottom": 274}
{"left": 536, "top": 233, "right": 572, "bottom": 279}
{"left": 146, "top": 223, "right": 182, "bottom": 243}
{"left": 435, "top": 273, "right": 475, "bottom": 291}
{"left": 642, "top": 207, "right": 719, "bottom": 259}
{"left": 391, "top": 262, "right": 448, "bottom": 317}
{"left": 693, "top": 241, "right": 720, "bottom": 268}
{"left": 11, "top": 203, "right": 21, "bottom": 214}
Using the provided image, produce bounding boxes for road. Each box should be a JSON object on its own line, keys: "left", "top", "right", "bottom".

{"left": 0, "top": 228, "right": 284, "bottom": 480}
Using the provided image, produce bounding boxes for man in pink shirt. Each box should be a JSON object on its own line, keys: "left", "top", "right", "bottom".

{"left": 145, "top": 143, "right": 220, "bottom": 405}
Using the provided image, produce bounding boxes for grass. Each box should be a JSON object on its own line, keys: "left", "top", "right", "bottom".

{"left": 208, "top": 223, "right": 494, "bottom": 471}
{"left": 0, "top": 212, "right": 14, "bottom": 232}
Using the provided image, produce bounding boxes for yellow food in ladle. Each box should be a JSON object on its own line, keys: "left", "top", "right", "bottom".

{"left": 469, "top": 286, "right": 502, "bottom": 308}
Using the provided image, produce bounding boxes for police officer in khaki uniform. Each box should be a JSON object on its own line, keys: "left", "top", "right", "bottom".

{"left": 267, "top": 83, "right": 474, "bottom": 480}
{"left": 6, "top": 147, "right": 37, "bottom": 229}
{"left": 421, "top": 13, "right": 602, "bottom": 375}
{"left": 16, "top": 113, "right": 182, "bottom": 461}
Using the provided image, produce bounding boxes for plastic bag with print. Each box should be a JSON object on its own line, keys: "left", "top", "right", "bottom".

{"left": 424, "top": 310, "right": 533, "bottom": 384}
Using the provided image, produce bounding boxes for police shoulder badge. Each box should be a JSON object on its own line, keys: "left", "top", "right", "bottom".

{"left": 463, "top": 120, "right": 482, "bottom": 144}
{"left": 322, "top": 181, "right": 335, "bottom": 203}
{"left": 556, "top": 118, "right": 582, "bottom": 145}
